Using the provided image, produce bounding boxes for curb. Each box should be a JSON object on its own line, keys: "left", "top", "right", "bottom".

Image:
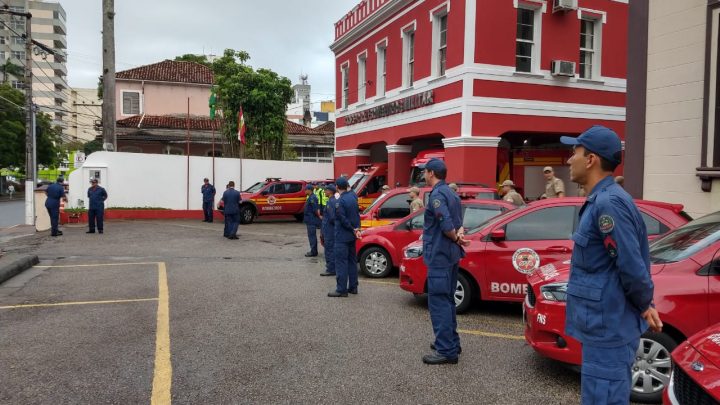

{"left": 0, "top": 254, "right": 39, "bottom": 285}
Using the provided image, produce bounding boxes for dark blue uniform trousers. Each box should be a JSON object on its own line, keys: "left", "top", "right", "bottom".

{"left": 581, "top": 338, "right": 639, "bottom": 405}
{"left": 323, "top": 234, "right": 335, "bottom": 274}
{"left": 334, "top": 240, "right": 357, "bottom": 293}
{"left": 427, "top": 264, "right": 460, "bottom": 358}
{"left": 46, "top": 207, "right": 60, "bottom": 235}
{"left": 306, "top": 224, "right": 318, "bottom": 255}
{"left": 88, "top": 209, "right": 104, "bottom": 232}
{"left": 224, "top": 213, "right": 239, "bottom": 237}
{"left": 202, "top": 201, "right": 213, "bottom": 222}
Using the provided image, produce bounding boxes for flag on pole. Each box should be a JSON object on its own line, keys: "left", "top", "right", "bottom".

{"left": 237, "top": 107, "right": 247, "bottom": 145}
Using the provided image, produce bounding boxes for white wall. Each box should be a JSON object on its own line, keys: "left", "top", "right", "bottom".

{"left": 67, "top": 152, "right": 333, "bottom": 210}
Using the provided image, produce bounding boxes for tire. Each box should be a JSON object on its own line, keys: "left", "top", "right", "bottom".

{"left": 630, "top": 331, "right": 677, "bottom": 404}
{"left": 294, "top": 214, "right": 304, "bottom": 222}
{"left": 454, "top": 272, "right": 474, "bottom": 314}
{"left": 359, "top": 246, "right": 393, "bottom": 278}
{"left": 239, "top": 205, "right": 255, "bottom": 225}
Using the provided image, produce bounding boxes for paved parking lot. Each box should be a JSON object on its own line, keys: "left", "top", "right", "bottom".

{"left": 0, "top": 219, "right": 584, "bottom": 404}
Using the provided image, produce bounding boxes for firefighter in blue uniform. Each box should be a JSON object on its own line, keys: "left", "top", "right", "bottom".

{"left": 87, "top": 178, "right": 108, "bottom": 234}
{"left": 328, "top": 177, "right": 361, "bottom": 297}
{"left": 201, "top": 178, "right": 216, "bottom": 222}
{"left": 421, "top": 158, "right": 468, "bottom": 364}
{"left": 45, "top": 177, "right": 66, "bottom": 237}
{"left": 320, "top": 184, "right": 337, "bottom": 277}
{"left": 221, "top": 181, "right": 240, "bottom": 239}
{"left": 561, "top": 126, "right": 662, "bottom": 404}
{"left": 304, "top": 184, "right": 321, "bottom": 257}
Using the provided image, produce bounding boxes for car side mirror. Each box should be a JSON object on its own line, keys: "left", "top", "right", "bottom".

{"left": 490, "top": 228, "right": 506, "bottom": 242}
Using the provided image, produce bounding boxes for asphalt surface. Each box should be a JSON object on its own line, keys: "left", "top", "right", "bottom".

{"left": 0, "top": 218, "right": 585, "bottom": 404}
{"left": 0, "top": 200, "right": 25, "bottom": 228}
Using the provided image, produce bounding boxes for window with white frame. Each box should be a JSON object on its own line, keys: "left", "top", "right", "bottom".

{"left": 12, "top": 35, "right": 23, "bottom": 45}
{"left": 0, "top": 36, "right": 6, "bottom": 45}
{"left": 403, "top": 28, "right": 415, "bottom": 87}
{"left": 432, "top": 11, "right": 449, "bottom": 77}
{"left": 516, "top": 8, "right": 535, "bottom": 73}
{"left": 11, "top": 50, "right": 24, "bottom": 61}
{"left": 122, "top": 91, "right": 141, "bottom": 115}
{"left": 579, "top": 18, "right": 602, "bottom": 79}
{"left": 11, "top": 80, "right": 23, "bottom": 89}
{"left": 341, "top": 64, "right": 349, "bottom": 109}
{"left": 376, "top": 43, "right": 387, "bottom": 97}
{"left": 358, "top": 53, "right": 367, "bottom": 103}
{"left": 11, "top": 19, "right": 24, "bottom": 31}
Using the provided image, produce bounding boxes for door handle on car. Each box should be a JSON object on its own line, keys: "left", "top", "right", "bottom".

{"left": 547, "top": 246, "right": 569, "bottom": 253}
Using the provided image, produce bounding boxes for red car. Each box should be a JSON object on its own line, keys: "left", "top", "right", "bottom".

{"left": 525, "top": 211, "right": 720, "bottom": 404}
{"left": 360, "top": 184, "right": 498, "bottom": 229}
{"left": 400, "top": 198, "right": 690, "bottom": 314}
{"left": 664, "top": 323, "right": 720, "bottom": 404}
{"left": 357, "top": 200, "right": 515, "bottom": 278}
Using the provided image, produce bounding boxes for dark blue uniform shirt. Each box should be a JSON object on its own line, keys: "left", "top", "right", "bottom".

{"left": 566, "top": 175, "right": 653, "bottom": 348}
{"left": 201, "top": 184, "right": 216, "bottom": 202}
{"left": 334, "top": 191, "right": 360, "bottom": 243}
{"left": 87, "top": 186, "right": 108, "bottom": 210}
{"left": 322, "top": 196, "right": 337, "bottom": 238}
{"left": 221, "top": 188, "right": 240, "bottom": 215}
{"left": 304, "top": 193, "right": 321, "bottom": 226}
{"left": 45, "top": 183, "right": 65, "bottom": 208}
{"left": 422, "top": 180, "right": 465, "bottom": 268}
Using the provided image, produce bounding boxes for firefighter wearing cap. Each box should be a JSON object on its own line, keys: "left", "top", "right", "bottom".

{"left": 328, "top": 177, "right": 361, "bottom": 297}
{"left": 543, "top": 166, "right": 565, "bottom": 198}
{"left": 304, "top": 184, "right": 322, "bottom": 257}
{"left": 561, "top": 125, "right": 662, "bottom": 405}
{"left": 87, "top": 178, "right": 108, "bottom": 234}
{"left": 222, "top": 181, "right": 240, "bottom": 239}
{"left": 500, "top": 180, "right": 524, "bottom": 206}
{"left": 320, "top": 184, "right": 337, "bottom": 277}
{"left": 201, "top": 178, "right": 216, "bottom": 223}
{"left": 421, "top": 158, "right": 467, "bottom": 365}
{"left": 45, "top": 177, "right": 66, "bottom": 237}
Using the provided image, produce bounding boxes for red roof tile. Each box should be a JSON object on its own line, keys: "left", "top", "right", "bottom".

{"left": 117, "top": 115, "right": 221, "bottom": 130}
{"left": 286, "top": 120, "right": 334, "bottom": 136}
{"left": 116, "top": 60, "right": 213, "bottom": 85}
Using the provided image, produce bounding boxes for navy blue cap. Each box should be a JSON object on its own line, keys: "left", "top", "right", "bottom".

{"left": 325, "top": 184, "right": 337, "bottom": 192}
{"left": 423, "top": 158, "right": 446, "bottom": 173}
{"left": 305, "top": 184, "right": 314, "bottom": 190}
{"left": 335, "top": 177, "right": 349, "bottom": 188}
{"left": 560, "top": 125, "right": 622, "bottom": 165}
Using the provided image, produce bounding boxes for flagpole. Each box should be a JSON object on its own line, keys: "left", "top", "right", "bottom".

{"left": 211, "top": 120, "right": 216, "bottom": 185}
{"left": 186, "top": 97, "right": 190, "bottom": 210}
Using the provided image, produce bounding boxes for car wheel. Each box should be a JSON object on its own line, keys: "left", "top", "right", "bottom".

{"left": 630, "top": 332, "right": 677, "bottom": 404}
{"left": 359, "top": 247, "right": 393, "bottom": 278}
{"left": 455, "top": 272, "right": 474, "bottom": 314}
{"left": 239, "top": 205, "right": 255, "bottom": 225}
{"left": 294, "top": 214, "right": 304, "bottom": 222}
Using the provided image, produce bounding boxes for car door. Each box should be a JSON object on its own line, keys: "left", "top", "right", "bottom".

{"left": 282, "top": 182, "right": 305, "bottom": 214}
{"left": 482, "top": 205, "right": 577, "bottom": 301}
{"left": 259, "top": 183, "right": 284, "bottom": 214}
{"left": 389, "top": 212, "right": 424, "bottom": 261}
{"left": 372, "top": 192, "right": 411, "bottom": 228}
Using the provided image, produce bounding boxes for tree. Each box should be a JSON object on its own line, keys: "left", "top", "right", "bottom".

{"left": 1, "top": 61, "right": 23, "bottom": 85}
{"left": 83, "top": 139, "right": 104, "bottom": 155}
{"left": 174, "top": 54, "right": 211, "bottom": 67}
{"left": 211, "top": 49, "right": 293, "bottom": 160}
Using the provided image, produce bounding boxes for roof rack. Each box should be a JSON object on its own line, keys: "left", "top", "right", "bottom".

{"left": 453, "top": 182, "right": 490, "bottom": 188}
{"left": 265, "top": 177, "right": 282, "bottom": 182}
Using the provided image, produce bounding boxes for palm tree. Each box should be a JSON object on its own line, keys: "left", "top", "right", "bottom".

{"left": 1, "top": 60, "right": 23, "bottom": 84}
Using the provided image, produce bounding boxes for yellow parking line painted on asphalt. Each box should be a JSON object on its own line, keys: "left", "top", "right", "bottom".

{"left": 0, "top": 298, "right": 158, "bottom": 310}
{"left": 458, "top": 329, "right": 525, "bottom": 341}
{"left": 151, "top": 262, "right": 172, "bottom": 405}
{"left": 362, "top": 279, "right": 400, "bottom": 286}
{"left": 35, "top": 262, "right": 159, "bottom": 268}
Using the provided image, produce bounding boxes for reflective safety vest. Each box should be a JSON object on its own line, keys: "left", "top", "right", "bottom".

{"left": 314, "top": 187, "right": 327, "bottom": 207}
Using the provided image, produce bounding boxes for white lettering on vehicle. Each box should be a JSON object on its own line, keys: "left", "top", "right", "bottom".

{"left": 708, "top": 333, "right": 720, "bottom": 347}
{"left": 536, "top": 313, "right": 547, "bottom": 325}
{"left": 262, "top": 206, "right": 282, "bottom": 211}
{"left": 490, "top": 282, "right": 528, "bottom": 295}
{"left": 538, "top": 263, "right": 560, "bottom": 281}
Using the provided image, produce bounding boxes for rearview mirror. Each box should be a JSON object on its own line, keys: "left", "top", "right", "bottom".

{"left": 490, "top": 228, "right": 506, "bottom": 242}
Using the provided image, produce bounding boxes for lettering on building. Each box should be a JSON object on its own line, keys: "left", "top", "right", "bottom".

{"left": 344, "top": 90, "right": 434, "bottom": 125}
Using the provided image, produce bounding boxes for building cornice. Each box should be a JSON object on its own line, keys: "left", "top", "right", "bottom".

{"left": 442, "top": 136, "right": 501, "bottom": 149}
{"left": 334, "top": 148, "right": 371, "bottom": 157}
{"left": 386, "top": 144, "right": 412, "bottom": 153}
{"left": 330, "top": 0, "right": 410, "bottom": 54}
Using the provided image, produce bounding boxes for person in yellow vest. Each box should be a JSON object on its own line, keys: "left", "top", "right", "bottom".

{"left": 313, "top": 182, "right": 327, "bottom": 208}
{"left": 501, "top": 180, "right": 525, "bottom": 206}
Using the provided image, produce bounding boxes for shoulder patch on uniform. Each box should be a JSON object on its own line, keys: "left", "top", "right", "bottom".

{"left": 433, "top": 199, "right": 441, "bottom": 208}
{"left": 598, "top": 214, "right": 614, "bottom": 234}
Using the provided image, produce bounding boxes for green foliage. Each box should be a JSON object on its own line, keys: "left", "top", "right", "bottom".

{"left": 84, "top": 139, "right": 104, "bottom": 156}
{"left": 64, "top": 208, "right": 87, "bottom": 215}
{"left": 1, "top": 61, "right": 23, "bottom": 84}
{"left": 105, "top": 206, "right": 169, "bottom": 210}
{"left": 174, "top": 54, "right": 212, "bottom": 67}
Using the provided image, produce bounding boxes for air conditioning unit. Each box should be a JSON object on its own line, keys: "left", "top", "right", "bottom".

{"left": 553, "top": 0, "right": 578, "bottom": 12}
{"left": 551, "top": 60, "right": 576, "bottom": 77}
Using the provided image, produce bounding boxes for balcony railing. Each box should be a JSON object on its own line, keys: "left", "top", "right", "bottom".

{"left": 334, "top": 0, "right": 391, "bottom": 40}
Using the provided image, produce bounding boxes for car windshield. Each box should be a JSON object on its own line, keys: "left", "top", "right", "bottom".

{"left": 244, "top": 182, "right": 265, "bottom": 193}
{"left": 351, "top": 174, "right": 369, "bottom": 193}
{"left": 466, "top": 204, "right": 529, "bottom": 235}
{"left": 348, "top": 173, "right": 365, "bottom": 190}
{"left": 409, "top": 167, "right": 426, "bottom": 186}
{"left": 649, "top": 212, "right": 720, "bottom": 263}
{"left": 362, "top": 192, "right": 389, "bottom": 215}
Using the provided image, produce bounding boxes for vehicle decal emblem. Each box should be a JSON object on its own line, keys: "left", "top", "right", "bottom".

{"left": 267, "top": 196, "right": 277, "bottom": 205}
{"left": 598, "top": 214, "right": 614, "bottom": 234}
{"left": 512, "top": 248, "right": 540, "bottom": 274}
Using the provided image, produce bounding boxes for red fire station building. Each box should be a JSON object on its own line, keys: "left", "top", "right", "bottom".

{"left": 331, "top": 0, "right": 628, "bottom": 198}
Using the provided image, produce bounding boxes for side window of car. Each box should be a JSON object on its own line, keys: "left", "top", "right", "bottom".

{"left": 463, "top": 206, "right": 504, "bottom": 230}
{"left": 378, "top": 193, "right": 411, "bottom": 219}
{"left": 505, "top": 206, "right": 576, "bottom": 241}
{"left": 409, "top": 214, "right": 424, "bottom": 230}
{"left": 641, "top": 212, "right": 669, "bottom": 236}
{"left": 366, "top": 176, "right": 386, "bottom": 195}
{"left": 285, "top": 183, "right": 302, "bottom": 194}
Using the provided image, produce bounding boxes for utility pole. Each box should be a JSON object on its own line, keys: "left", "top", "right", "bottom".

{"left": 102, "top": 0, "right": 116, "bottom": 150}
{"left": 23, "top": 10, "right": 34, "bottom": 225}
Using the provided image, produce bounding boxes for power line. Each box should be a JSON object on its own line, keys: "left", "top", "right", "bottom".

{"left": 0, "top": 93, "right": 25, "bottom": 110}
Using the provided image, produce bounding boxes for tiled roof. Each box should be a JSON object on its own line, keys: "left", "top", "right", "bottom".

{"left": 286, "top": 120, "right": 334, "bottom": 136}
{"left": 116, "top": 60, "right": 213, "bottom": 85}
{"left": 314, "top": 121, "right": 335, "bottom": 134}
{"left": 117, "top": 115, "right": 221, "bottom": 130}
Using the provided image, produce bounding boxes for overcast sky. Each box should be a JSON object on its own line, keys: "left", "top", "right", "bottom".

{"left": 62, "top": 0, "right": 352, "bottom": 104}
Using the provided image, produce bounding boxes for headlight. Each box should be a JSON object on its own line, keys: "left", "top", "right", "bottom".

{"left": 404, "top": 245, "right": 423, "bottom": 258}
{"left": 540, "top": 282, "right": 568, "bottom": 302}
